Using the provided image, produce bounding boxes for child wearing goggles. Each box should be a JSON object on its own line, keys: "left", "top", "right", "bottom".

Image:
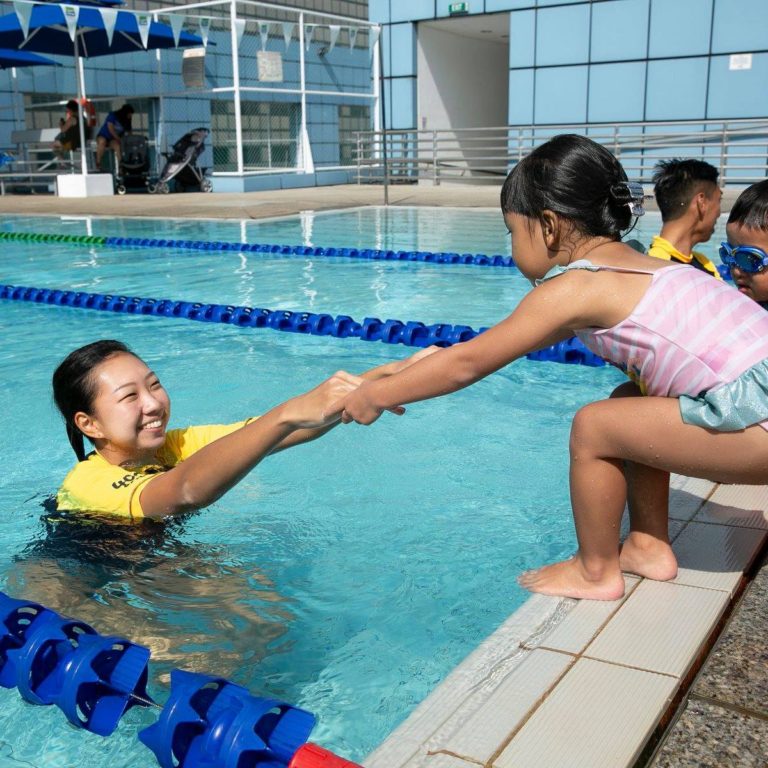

{"left": 723, "top": 180, "right": 768, "bottom": 307}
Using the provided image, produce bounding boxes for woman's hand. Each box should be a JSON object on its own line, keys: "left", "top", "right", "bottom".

{"left": 283, "top": 370, "right": 366, "bottom": 429}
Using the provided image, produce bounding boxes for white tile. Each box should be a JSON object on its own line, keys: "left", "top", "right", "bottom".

{"left": 694, "top": 484, "right": 768, "bottom": 529}
{"left": 495, "top": 658, "right": 678, "bottom": 768}
{"left": 584, "top": 580, "right": 728, "bottom": 677}
{"left": 435, "top": 649, "right": 573, "bottom": 763}
{"left": 669, "top": 474, "right": 715, "bottom": 521}
{"left": 535, "top": 576, "right": 639, "bottom": 655}
{"left": 365, "top": 595, "right": 565, "bottom": 768}
{"left": 671, "top": 521, "right": 767, "bottom": 594}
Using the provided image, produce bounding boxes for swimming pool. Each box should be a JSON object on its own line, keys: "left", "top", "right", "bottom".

{"left": 0, "top": 209, "right": 726, "bottom": 766}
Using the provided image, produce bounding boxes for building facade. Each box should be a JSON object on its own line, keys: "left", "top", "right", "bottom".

{"left": 372, "top": 0, "right": 768, "bottom": 130}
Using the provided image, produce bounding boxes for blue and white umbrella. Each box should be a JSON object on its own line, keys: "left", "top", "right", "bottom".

{"left": 0, "top": 4, "right": 201, "bottom": 58}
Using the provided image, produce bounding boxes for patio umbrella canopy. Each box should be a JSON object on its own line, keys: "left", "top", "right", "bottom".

{"left": 0, "top": 4, "right": 203, "bottom": 57}
{"left": 0, "top": 46, "right": 58, "bottom": 67}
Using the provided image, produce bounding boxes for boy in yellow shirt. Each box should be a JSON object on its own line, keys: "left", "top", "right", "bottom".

{"left": 649, "top": 158, "right": 722, "bottom": 278}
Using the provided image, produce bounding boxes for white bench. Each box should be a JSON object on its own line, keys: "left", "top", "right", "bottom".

{"left": 0, "top": 128, "right": 90, "bottom": 194}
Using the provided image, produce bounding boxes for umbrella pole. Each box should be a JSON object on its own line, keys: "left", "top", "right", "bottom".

{"left": 10, "top": 67, "right": 21, "bottom": 136}
{"left": 75, "top": 39, "right": 88, "bottom": 175}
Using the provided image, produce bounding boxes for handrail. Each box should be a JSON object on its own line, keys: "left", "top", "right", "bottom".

{"left": 354, "top": 118, "right": 768, "bottom": 187}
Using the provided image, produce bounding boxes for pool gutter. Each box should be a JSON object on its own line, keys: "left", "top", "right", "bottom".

{"left": 366, "top": 475, "right": 768, "bottom": 768}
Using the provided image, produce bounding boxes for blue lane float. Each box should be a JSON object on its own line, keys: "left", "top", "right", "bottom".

{"left": 0, "top": 230, "right": 515, "bottom": 269}
{"left": 0, "top": 591, "right": 362, "bottom": 768}
{"left": 0, "top": 283, "right": 606, "bottom": 367}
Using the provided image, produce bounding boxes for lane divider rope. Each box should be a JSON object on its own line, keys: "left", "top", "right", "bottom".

{"left": 0, "top": 283, "right": 607, "bottom": 367}
{"left": 0, "top": 591, "right": 361, "bottom": 768}
{"left": 0, "top": 230, "right": 515, "bottom": 268}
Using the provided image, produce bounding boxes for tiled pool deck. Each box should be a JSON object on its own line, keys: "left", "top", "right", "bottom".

{"left": 0, "top": 184, "right": 764, "bottom": 767}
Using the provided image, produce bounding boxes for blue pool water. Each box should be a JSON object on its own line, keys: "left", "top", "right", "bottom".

{"left": 0, "top": 209, "right": 725, "bottom": 767}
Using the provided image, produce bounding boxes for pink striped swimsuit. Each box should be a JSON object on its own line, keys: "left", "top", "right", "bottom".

{"left": 540, "top": 260, "right": 768, "bottom": 431}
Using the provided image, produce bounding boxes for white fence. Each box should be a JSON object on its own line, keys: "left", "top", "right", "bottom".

{"left": 355, "top": 119, "right": 768, "bottom": 187}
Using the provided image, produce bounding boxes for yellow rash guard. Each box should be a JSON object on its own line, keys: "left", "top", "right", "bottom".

{"left": 56, "top": 420, "right": 255, "bottom": 519}
{"left": 647, "top": 235, "right": 721, "bottom": 279}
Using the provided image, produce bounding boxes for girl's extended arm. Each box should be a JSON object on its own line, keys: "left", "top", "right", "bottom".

{"left": 270, "top": 345, "right": 438, "bottom": 452}
{"left": 334, "top": 275, "right": 599, "bottom": 425}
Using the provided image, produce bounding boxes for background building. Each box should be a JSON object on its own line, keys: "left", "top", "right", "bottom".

{"left": 373, "top": 0, "right": 768, "bottom": 130}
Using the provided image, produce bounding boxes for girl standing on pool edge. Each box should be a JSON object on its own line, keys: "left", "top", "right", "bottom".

{"left": 332, "top": 134, "right": 768, "bottom": 601}
{"left": 53, "top": 339, "right": 433, "bottom": 520}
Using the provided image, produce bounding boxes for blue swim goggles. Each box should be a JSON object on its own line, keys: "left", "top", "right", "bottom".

{"left": 719, "top": 242, "right": 768, "bottom": 273}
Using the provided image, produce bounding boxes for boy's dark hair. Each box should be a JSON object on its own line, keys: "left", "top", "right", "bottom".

{"left": 500, "top": 134, "right": 634, "bottom": 240}
{"left": 65, "top": 99, "right": 79, "bottom": 112}
{"left": 727, "top": 180, "right": 768, "bottom": 232}
{"left": 652, "top": 159, "right": 719, "bottom": 221}
{"left": 52, "top": 340, "right": 134, "bottom": 461}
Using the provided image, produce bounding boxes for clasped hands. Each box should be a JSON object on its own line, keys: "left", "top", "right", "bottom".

{"left": 289, "top": 346, "right": 440, "bottom": 429}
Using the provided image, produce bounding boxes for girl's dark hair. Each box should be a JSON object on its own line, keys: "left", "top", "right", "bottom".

{"left": 500, "top": 133, "right": 633, "bottom": 239}
{"left": 727, "top": 180, "right": 768, "bottom": 232}
{"left": 52, "top": 340, "right": 134, "bottom": 462}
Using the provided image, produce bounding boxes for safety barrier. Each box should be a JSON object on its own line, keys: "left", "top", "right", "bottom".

{"left": 0, "top": 283, "right": 607, "bottom": 367}
{"left": 0, "top": 591, "right": 362, "bottom": 768}
{"left": 0, "top": 230, "right": 515, "bottom": 269}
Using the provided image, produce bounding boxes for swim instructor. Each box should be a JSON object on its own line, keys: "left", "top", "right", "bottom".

{"left": 53, "top": 339, "right": 430, "bottom": 519}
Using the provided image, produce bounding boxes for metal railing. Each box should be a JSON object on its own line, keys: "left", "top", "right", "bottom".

{"left": 354, "top": 119, "right": 768, "bottom": 187}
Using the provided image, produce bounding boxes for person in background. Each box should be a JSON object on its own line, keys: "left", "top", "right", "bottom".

{"left": 649, "top": 158, "right": 722, "bottom": 278}
{"left": 95, "top": 103, "right": 134, "bottom": 171}
{"left": 720, "top": 179, "right": 768, "bottom": 308}
{"left": 52, "top": 99, "right": 84, "bottom": 160}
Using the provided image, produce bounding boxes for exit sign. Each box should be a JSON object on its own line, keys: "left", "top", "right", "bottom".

{"left": 449, "top": 2, "right": 469, "bottom": 15}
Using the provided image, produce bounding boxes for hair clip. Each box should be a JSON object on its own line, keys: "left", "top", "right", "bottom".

{"left": 623, "top": 181, "right": 646, "bottom": 217}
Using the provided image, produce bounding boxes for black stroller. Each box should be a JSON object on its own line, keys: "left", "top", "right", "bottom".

{"left": 115, "top": 134, "right": 156, "bottom": 195}
{"left": 156, "top": 127, "right": 212, "bottom": 193}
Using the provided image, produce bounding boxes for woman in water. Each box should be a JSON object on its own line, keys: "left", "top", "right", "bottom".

{"left": 54, "top": 339, "right": 433, "bottom": 520}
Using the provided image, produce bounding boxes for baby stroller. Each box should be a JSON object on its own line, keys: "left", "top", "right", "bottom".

{"left": 156, "top": 127, "right": 212, "bottom": 193}
{"left": 115, "top": 134, "right": 156, "bottom": 195}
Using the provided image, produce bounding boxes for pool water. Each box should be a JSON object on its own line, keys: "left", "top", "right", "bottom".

{"left": 0, "top": 209, "right": 724, "bottom": 767}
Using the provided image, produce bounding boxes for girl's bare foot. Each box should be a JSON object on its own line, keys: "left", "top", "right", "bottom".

{"left": 619, "top": 532, "right": 678, "bottom": 581}
{"left": 518, "top": 556, "right": 626, "bottom": 601}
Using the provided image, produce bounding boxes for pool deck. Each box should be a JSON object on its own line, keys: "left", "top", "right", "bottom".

{"left": 0, "top": 182, "right": 745, "bottom": 220}
{"left": 0, "top": 184, "right": 764, "bottom": 768}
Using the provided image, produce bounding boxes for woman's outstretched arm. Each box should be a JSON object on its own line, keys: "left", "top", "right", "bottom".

{"left": 138, "top": 371, "right": 360, "bottom": 519}
{"left": 138, "top": 347, "right": 438, "bottom": 519}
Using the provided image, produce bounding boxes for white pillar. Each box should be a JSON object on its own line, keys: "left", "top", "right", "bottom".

{"left": 230, "top": 0, "right": 244, "bottom": 174}
{"left": 298, "top": 12, "right": 309, "bottom": 173}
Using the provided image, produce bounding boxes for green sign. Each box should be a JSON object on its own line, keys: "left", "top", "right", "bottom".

{"left": 449, "top": 2, "right": 469, "bottom": 15}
